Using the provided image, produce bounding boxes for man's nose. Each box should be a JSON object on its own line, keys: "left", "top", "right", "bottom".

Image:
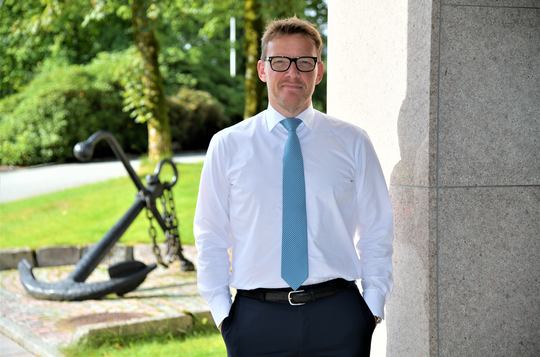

{"left": 285, "top": 62, "right": 301, "bottom": 77}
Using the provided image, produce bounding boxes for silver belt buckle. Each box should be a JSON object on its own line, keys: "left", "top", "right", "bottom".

{"left": 288, "top": 290, "right": 305, "bottom": 306}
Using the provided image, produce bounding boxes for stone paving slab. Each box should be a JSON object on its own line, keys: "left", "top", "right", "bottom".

{"left": 0, "top": 332, "right": 35, "bottom": 356}
{"left": 0, "top": 246, "right": 210, "bottom": 356}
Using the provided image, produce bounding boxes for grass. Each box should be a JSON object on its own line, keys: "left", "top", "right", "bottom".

{"left": 0, "top": 163, "right": 203, "bottom": 249}
{"left": 63, "top": 323, "right": 226, "bottom": 357}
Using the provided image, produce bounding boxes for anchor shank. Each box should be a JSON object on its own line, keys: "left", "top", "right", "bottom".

{"left": 74, "top": 130, "right": 146, "bottom": 192}
{"left": 69, "top": 197, "right": 145, "bottom": 282}
{"left": 105, "top": 134, "right": 145, "bottom": 192}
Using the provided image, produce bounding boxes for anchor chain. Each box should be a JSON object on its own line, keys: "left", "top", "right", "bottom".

{"left": 145, "top": 185, "right": 183, "bottom": 268}
{"left": 161, "top": 186, "right": 182, "bottom": 264}
{"left": 145, "top": 207, "right": 168, "bottom": 268}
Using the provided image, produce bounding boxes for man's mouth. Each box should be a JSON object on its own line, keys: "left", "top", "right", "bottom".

{"left": 281, "top": 83, "right": 303, "bottom": 89}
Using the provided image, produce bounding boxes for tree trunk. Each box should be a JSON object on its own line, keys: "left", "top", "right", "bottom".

{"left": 131, "top": 0, "right": 172, "bottom": 161}
{"left": 243, "top": 0, "right": 264, "bottom": 119}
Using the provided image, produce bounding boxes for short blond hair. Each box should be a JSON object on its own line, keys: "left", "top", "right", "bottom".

{"left": 260, "top": 17, "right": 323, "bottom": 59}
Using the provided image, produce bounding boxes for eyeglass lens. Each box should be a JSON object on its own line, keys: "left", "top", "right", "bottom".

{"left": 270, "top": 57, "right": 316, "bottom": 72}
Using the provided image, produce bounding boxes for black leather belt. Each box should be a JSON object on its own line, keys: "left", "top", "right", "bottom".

{"left": 236, "top": 278, "right": 356, "bottom": 306}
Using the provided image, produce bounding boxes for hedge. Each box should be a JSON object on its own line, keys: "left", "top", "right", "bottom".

{"left": 0, "top": 58, "right": 231, "bottom": 166}
{"left": 168, "top": 87, "right": 229, "bottom": 151}
{"left": 0, "top": 65, "right": 145, "bottom": 165}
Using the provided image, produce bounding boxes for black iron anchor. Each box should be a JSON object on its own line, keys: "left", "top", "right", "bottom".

{"left": 18, "top": 130, "right": 195, "bottom": 301}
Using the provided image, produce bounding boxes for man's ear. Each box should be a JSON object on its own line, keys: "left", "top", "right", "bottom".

{"left": 315, "top": 60, "right": 325, "bottom": 85}
{"left": 257, "top": 60, "right": 267, "bottom": 82}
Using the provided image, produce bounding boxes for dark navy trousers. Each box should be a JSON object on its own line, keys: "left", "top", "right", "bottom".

{"left": 220, "top": 285, "right": 376, "bottom": 356}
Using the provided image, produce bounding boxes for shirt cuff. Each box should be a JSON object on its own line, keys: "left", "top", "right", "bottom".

{"left": 208, "top": 292, "right": 233, "bottom": 327}
{"left": 363, "top": 288, "right": 386, "bottom": 319}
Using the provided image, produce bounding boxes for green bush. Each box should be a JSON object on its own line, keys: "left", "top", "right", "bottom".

{"left": 0, "top": 65, "right": 146, "bottom": 165}
{"left": 0, "top": 52, "right": 235, "bottom": 166}
{"left": 168, "top": 87, "right": 230, "bottom": 151}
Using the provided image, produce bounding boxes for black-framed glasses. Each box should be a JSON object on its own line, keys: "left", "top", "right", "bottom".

{"left": 265, "top": 56, "right": 318, "bottom": 72}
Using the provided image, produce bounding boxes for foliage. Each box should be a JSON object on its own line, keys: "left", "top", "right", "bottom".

{"left": 0, "top": 65, "right": 146, "bottom": 165}
{"left": 0, "top": 0, "right": 328, "bottom": 165}
{"left": 74, "top": 0, "right": 246, "bottom": 124}
{"left": 0, "top": 163, "right": 202, "bottom": 249}
{"left": 0, "top": 0, "right": 326, "bottom": 120}
{"left": 0, "top": 0, "right": 131, "bottom": 97}
{"left": 86, "top": 49, "right": 160, "bottom": 125}
{"left": 87, "top": 51, "right": 229, "bottom": 152}
{"left": 157, "top": 0, "right": 245, "bottom": 122}
{"left": 0, "top": 50, "right": 234, "bottom": 165}
{"left": 304, "top": 0, "right": 328, "bottom": 112}
{"left": 168, "top": 87, "right": 229, "bottom": 151}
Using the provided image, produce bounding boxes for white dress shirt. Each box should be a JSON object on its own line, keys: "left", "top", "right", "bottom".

{"left": 194, "top": 105, "right": 393, "bottom": 326}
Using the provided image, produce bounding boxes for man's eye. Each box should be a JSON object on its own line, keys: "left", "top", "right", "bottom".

{"left": 273, "top": 59, "right": 288, "bottom": 65}
{"left": 298, "top": 58, "right": 314, "bottom": 65}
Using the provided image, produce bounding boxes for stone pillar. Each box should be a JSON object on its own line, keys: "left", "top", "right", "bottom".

{"left": 327, "top": 1, "right": 539, "bottom": 356}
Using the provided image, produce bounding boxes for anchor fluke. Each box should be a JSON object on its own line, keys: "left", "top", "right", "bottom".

{"left": 18, "top": 259, "right": 156, "bottom": 301}
{"left": 108, "top": 260, "right": 152, "bottom": 296}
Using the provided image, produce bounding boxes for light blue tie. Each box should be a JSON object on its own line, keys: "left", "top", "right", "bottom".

{"left": 280, "top": 118, "right": 308, "bottom": 291}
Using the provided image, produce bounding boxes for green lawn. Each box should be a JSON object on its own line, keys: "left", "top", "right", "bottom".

{"left": 63, "top": 329, "right": 226, "bottom": 357}
{"left": 0, "top": 163, "right": 203, "bottom": 249}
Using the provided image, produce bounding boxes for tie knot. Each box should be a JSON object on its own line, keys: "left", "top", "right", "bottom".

{"left": 281, "top": 118, "right": 302, "bottom": 132}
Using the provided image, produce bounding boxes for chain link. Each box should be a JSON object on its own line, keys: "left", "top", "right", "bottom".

{"left": 143, "top": 161, "right": 183, "bottom": 269}
{"left": 144, "top": 187, "right": 182, "bottom": 268}
{"left": 162, "top": 187, "right": 182, "bottom": 264}
{"left": 145, "top": 207, "right": 168, "bottom": 268}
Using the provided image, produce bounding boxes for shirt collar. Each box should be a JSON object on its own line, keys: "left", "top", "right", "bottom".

{"left": 265, "top": 104, "right": 315, "bottom": 132}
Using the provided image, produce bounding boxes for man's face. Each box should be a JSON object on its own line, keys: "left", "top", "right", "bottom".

{"left": 257, "top": 34, "right": 324, "bottom": 117}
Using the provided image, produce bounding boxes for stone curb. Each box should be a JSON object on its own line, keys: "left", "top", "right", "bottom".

{"left": 0, "top": 244, "right": 134, "bottom": 270}
{"left": 71, "top": 313, "right": 205, "bottom": 346}
{"left": 0, "top": 247, "right": 35, "bottom": 270}
{"left": 0, "top": 316, "right": 60, "bottom": 357}
{"left": 72, "top": 314, "right": 192, "bottom": 345}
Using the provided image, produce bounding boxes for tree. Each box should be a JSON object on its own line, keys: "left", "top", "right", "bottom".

{"left": 131, "top": 0, "right": 171, "bottom": 161}
{"left": 243, "top": 0, "right": 265, "bottom": 119}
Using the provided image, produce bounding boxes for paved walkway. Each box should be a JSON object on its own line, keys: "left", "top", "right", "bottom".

{"left": 0, "top": 333, "right": 34, "bottom": 357}
{"left": 0, "top": 152, "right": 205, "bottom": 203}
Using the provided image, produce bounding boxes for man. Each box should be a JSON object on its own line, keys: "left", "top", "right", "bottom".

{"left": 195, "top": 17, "right": 393, "bottom": 356}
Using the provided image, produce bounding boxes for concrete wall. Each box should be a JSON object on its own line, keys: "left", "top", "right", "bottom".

{"left": 327, "top": 1, "right": 539, "bottom": 356}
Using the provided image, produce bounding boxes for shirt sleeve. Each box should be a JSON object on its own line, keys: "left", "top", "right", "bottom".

{"left": 194, "top": 133, "right": 233, "bottom": 327}
{"left": 354, "top": 131, "right": 394, "bottom": 319}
